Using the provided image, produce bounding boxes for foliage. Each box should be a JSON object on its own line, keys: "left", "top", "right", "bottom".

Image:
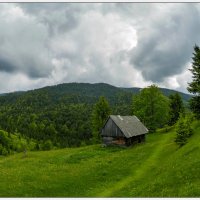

{"left": 0, "top": 83, "right": 133, "bottom": 148}
{"left": 175, "top": 115, "right": 193, "bottom": 147}
{"left": 132, "top": 85, "right": 170, "bottom": 132}
{"left": 0, "top": 83, "right": 191, "bottom": 148}
{"left": 0, "top": 130, "right": 37, "bottom": 156}
{"left": 189, "top": 96, "right": 200, "bottom": 119}
{"left": 187, "top": 45, "right": 200, "bottom": 119}
{"left": 168, "top": 93, "right": 184, "bottom": 125}
{"left": 42, "top": 140, "right": 53, "bottom": 151}
{"left": 92, "top": 96, "right": 111, "bottom": 142}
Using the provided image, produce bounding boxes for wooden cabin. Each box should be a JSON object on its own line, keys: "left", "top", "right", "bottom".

{"left": 101, "top": 115, "right": 148, "bottom": 146}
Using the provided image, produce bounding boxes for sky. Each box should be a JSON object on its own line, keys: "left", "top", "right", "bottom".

{"left": 0, "top": 3, "right": 199, "bottom": 94}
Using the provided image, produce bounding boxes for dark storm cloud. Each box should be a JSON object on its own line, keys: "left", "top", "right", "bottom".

{"left": 19, "top": 3, "right": 98, "bottom": 37}
{"left": 0, "top": 3, "right": 199, "bottom": 93}
{"left": 0, "top": 4, "right": 53, "bottom": 78}
{"left": 0, "top": 58, "right": 17, "bottom": 73}
{"left": 130, "top": 4, "right": 200, "bottom": 82}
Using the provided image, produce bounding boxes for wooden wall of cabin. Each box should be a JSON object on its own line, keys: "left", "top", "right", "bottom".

{"left": 101, "top": 118, "right": 124, "bottom": 137}
{"left": 102, "top": 136, "right": 126, "bottom": 146}
{"left": 102, "top": 134, "right": 145, "bottom": 147}
{"left": 125, "top": 134, "right": 145, "bottom": 146}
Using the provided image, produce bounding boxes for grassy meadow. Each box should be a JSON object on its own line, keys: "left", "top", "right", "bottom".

{"left": 0, "top": 121, "right": 200, "bottom": 197}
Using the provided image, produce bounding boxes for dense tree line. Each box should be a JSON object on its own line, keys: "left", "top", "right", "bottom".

{"left": 0, "top": 103, "right": 93, "bottom": 148}
{"left": 0, "top": 85, "right": 134, "bottom": 149}
{"left": 0, "top": 81, "right": 193, "bottom": 153}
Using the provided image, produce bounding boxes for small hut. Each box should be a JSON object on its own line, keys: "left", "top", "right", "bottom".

{"left": 101, "top": 115, "right": 148, "bottom": 146}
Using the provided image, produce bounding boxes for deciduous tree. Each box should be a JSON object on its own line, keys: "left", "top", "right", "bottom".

{"left": 132, "top": 85, "right": 169, "bottom": 132}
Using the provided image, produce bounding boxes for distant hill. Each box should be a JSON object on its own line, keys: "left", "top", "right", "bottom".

{"left": 0, "top": 82, "right": 192, "bottom": 147}
{"left": 0, "top": 82, "right": 192, "bottom": 105}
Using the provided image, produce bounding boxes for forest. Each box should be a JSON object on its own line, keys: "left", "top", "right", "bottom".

{"left": 0, "top": 82, "right": 192, "bottom": 154}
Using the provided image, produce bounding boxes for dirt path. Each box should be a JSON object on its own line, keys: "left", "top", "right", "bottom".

{"left": 97, "top": 133, "right": 172, "bottom": 197}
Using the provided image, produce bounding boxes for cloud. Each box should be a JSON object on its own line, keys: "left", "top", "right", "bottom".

{"left": 130, "top": 3, "right": 200, "bottom": 83}
{"left": 47, "top": 10, "right": 138, "bottom": 85}
{"left": 0, "top": 3, "right": 198, "bottom": 93}
{"left": 0, "top": 4, "right": 53, "bottom": 78}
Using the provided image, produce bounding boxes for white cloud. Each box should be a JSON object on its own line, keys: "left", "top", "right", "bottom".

{"left": 159, "top": 63, "right": 192, "bottom": 93}
{"left": 0, "top": 72, "right": 42, "bottom": 93}
{"left": 0, "top": 3, "right": 197, "bottom": 94}
{"left": 0, "top": 4, "right": 52, "bottom": 77}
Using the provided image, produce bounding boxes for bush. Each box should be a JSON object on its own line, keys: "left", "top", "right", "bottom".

{"left": 0, "top": 144, "right": 3, "bottom": 154}
{"left": 0, "top": 130, "right": 11, "bottom": 149}
{"left": 42, "top": 140, "right": 53, "bottom": 151}
{"left": 2, "top": 147, "right": 9, "bottom": 156}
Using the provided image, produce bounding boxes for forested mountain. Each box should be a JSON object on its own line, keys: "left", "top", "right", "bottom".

{"left": 0, "top": 82, "right": 192, "bottom": 148}
{"left": 0, "top": 82, "right": 191, "bottom": 104}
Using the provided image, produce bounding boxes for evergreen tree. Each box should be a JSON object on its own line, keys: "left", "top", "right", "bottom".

{"left": 175, "top": 115, "right": 193, "bottom": 147}
{"left": 132, "top": 85, "right": 169, "bottom": 132}
{"left": 187, "top": 45, "right": 200, "bottom": 119}
{"left": 91, "top": 96, "right": 111, "bottom": 142}
{"left": 168, "top": 93, "right": 184, "bottom": 126}
{"left": 175, "top": 116, "right": 188, "bottom": 147}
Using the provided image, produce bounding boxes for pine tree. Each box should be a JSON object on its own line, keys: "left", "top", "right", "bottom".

{"left": 91, "top": 96, "right": 111, "bottom": 143}
{"left": 187, "top": 45, "right": 200, "bottom": 119}
{"left": 175, "top": 115, "right": 193, "bottom": 147}
{"left": 175, "top": 116, "right": 188, "bottom": 147}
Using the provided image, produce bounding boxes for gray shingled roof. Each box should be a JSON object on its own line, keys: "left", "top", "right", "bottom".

{"left": 109, "top": 115, "right": 148, "bottom": 138}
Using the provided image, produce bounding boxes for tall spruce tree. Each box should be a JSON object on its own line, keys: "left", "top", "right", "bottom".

{"left": 175, "top": 115, "right": 188, "bottom": 147}
{"left": 168, "top": 93, "right": 184, "bottom": 126}
{"left": 175, "top": 114, "right": 193, "bottom": 147}
{"left": 91, "top": 96, "right": 111, "bottom": 142}
{"left": 187, "top": 45, "right": 200, "bottom": 119}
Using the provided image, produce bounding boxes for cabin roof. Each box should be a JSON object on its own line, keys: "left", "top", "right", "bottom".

{"left": 103, "top": 115, "right": 148, "bottom": 138}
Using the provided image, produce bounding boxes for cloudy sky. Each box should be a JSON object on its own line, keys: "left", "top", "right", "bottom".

{"left": 0, "top": 3, "right": 199, "bottom": 94}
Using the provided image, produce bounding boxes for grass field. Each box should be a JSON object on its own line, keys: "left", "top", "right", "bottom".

{"left": 0, "top": 121, "right": 200, "bottom": 197}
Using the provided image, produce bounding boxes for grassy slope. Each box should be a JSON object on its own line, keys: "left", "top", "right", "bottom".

{"left": 0, "top": 121, "right": 199, "bottom": 197}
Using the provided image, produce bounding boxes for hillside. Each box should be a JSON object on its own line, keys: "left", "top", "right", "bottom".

{"left": 0, "top": 82, "right": 192, "bottom": 148}
{"left": 0, "top": 121, "right": 199, "bottom": 197}
{"left": 0, "top": 82, "right": 192, "bottom": 104}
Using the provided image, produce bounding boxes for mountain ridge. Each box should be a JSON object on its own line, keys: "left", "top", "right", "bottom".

{"left": 0, "top": 82, "right": 192, "bottom": 102}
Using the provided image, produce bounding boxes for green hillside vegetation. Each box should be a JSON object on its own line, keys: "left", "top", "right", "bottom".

{"left": 0, "top": 83, "right": 192, "bottom": 104}
{"left": 0, "top": 130, "right": 37, "bottom": 156}
{"left": 0, "top": 120, "right": 199, "bottom": 197}
{"left": 121, "top": 86, "right": 192, "bottom": 102}
{"left": 0, "top": 83, "right": 192, "bottom": 149}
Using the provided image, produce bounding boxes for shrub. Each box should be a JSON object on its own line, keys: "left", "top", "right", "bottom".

{"left": 2, "top": 147, "right": 9, "bottom": 156}
{"left": 42, "top": 140, "right": 53, "bottom": 151}
{"left": 0, "top": 144, "right": 3, "bottom": 154}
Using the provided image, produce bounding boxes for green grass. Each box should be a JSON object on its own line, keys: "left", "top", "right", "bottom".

{"left": 0, "top": 121, "right": 200, "bottom": 197}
